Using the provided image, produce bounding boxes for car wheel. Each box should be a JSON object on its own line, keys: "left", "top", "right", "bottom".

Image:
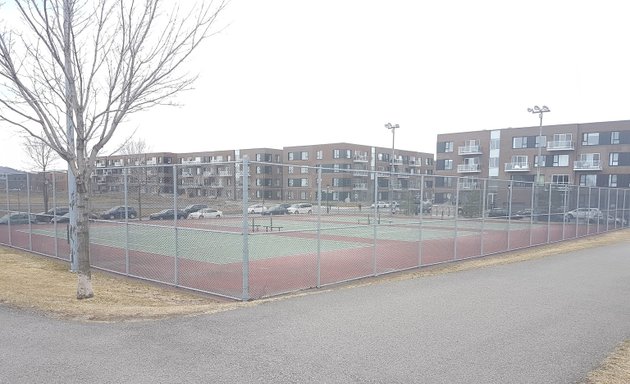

{"left": 108, "top": 214, "right": 115, "bottom": 220}
{"left": 199, "top": 215, "right": 204, "bottom": 219}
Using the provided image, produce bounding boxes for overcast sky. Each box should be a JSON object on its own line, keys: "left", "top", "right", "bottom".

{"left": 2, "top": 0, "right": 630, "bottom": 171}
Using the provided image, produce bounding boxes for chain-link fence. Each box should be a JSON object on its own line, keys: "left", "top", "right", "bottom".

{"left": 1, "top": 160, "right": 628, "bottom": 300}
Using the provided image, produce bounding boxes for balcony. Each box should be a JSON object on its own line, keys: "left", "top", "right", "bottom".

{"left": 181, "top": 158, "right": 202, "bottom": 164}
{"left": 353, "top": 154, "right": 368, "bottom": 163}
{"left": 352, "top": 170, "right": 369, "bottom": 177}
{"left": 219, "top": 170, "right": 233, "bottom": 177}
{"left": 547, "top": 140, "right": 575, "bottom": 151}
{"left": 457, "top": 164, "right": 481, "bottom": 173}
{"left": 353, "top": 183, "right": 368, "bottom": 190}
{"left": 573, "top": 160, "right": 602, "bottom": 171}
{"left": 504, "top": 162, "right": 530, "bottom": 172}
{"left": 458, "top": 145, "right": 482, "bottom": 155}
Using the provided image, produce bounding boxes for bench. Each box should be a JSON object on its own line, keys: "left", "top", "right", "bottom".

{"left": 263, "top": 225, "right": 283, "bottom": 232}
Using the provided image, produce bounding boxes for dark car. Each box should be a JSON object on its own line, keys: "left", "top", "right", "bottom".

{"left": 99, "top": 206, "right": 137, "bottom": 220}
{"left": 51, "top": 212, "right": 99, "bottom": 223}
{"left": 182, "top": 204, "right": 208, "bottom": 216}
{"left": 34, "top": 207, "right": 70, "bottom": 223}
{"left": 262, "top": 204, "right": 289, "bottom": 216}
{"left": 149, "top": 209, "right": 187, "bottom": 220}
{"left": 0, "top": 213, "right": 36, "bottom": 225}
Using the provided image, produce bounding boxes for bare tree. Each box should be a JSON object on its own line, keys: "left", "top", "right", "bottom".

{"left": 0, "top": 0, "right": 227, "bottom": 298}
{"left": 22, "top": 136, "right": 60, "bottom": 212}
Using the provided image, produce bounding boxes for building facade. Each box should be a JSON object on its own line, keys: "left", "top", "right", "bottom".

{"left": 283, "top": 143, "right": 434, "bottom": 203}
{"left": 435, "top": 119, "right": 630, "bottom": 205}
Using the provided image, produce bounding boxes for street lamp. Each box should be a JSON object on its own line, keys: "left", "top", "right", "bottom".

{"left": 527, "top": 105, "right": 550, "bottom": 185}
{"left": 385, "top": 123, "right": 399, "bottom": 212}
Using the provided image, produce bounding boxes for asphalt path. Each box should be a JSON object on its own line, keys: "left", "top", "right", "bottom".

{"left": 1, "top": 240, "right": 629, "bottom": 383}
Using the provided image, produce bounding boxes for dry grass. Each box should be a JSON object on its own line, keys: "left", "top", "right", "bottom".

{"left": 1, "top": 230, "right": 629, "bottom": 382}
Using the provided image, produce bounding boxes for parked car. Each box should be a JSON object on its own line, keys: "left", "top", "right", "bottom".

{"left": 187, "top": 208, "right": 222, "bottom": 219}
{"left": 262, "top": 204, "right": 289, "bottom": 216}
{"left": 149, "top": 209, "right": 187, "bottom": 220}
{"left": 182, "top": 204, "right": 208, "bottom": 216}
{"left": 564, "top": 208, "right": 603, "bottom": 223}
{"left": 0, "top": 213, "right": 36, "bottom": 225}
{"left": 370, "top": 201, "right": 390, "bottom": 209}
{"left": 600, "top": 215, "right": 628, "bottom": 226}
{"left": 287, "top": 203, "right": 313, "bottom": 214}
{"left": 99, "top": 206, "right": 137, "bottom": 220}
{"left": 51, "top": 212, "right": 99, "bottom": 223}
{"left": 247, "top": 204, "right": 267, "bottom": 214}
{"left": 34, "top": 207, "right": 69, "bottom": 223}
{"left": 485, "top": 208, "right": 522, "bottom": 219}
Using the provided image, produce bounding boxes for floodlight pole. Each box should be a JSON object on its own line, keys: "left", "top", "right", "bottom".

{"left": 527, "top": 106, "right": 550, "bottom": 216}
{"left": 527, "top": 106, "right": 550, "bottom": 186}
{"left": 385, "top": 123, "right": 399, "bottom": 212}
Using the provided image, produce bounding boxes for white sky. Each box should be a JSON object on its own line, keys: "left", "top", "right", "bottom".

{"left": 2, "top": 0, "right": 630, "bottom": 170}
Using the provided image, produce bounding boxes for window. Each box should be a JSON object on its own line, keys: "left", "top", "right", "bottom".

{"left": 582, "top": 132, "right": 599, "bottom": 146}
{"left": 316, "top": 150, "right": 323, "bottom": 160}
{"left": 511, "top": 155, "right": 528, "bottom": 165}
{"left": 609, "top": 175, "right": 618, "bottom": 188}
{"left": 301, "top": 151, "right": 309, "bottom": 160}
{"left": 333, "top": 150, "right": 340, "bottom": 159}
{"left": 445, "top": 142, "right": 454, "bottom": 153}
{"left": 610, "top": 153, "right": 619, "bottom": 166}
{"left": 534, "top": 155, "right": 546, "bottom": 167}
{"left": 536, "top": 135, "right": 547, "bottom": 148}
{"left": 512, "top": 137, "right": 528, "bottom": 148}
{"left": 552, "top": 155, "right": 569, "bottom": 167}
{"left": 288, "top": 152, "right": 295, "bottom": 161}
{"left": 288, "top": 166, "right": 294, "bottom": 174}
{"left": 300, "top": 167, "right": 308, "bottom": 174}
{"left": 579, "top": 174, "right": 597, "bottom": 187}
{"left": 490, "top": 138, "right": 500, "bottom": 150}
{"left": 425, "top": 158, "right": 433, "bottom": 166}
{"left": 489, "top": 158, "right": 499, "bottom": 168}
{"left": 552, "top": 175, "right": 569, "bottom": 184}
{"left": 444, "top": 159, "right": 453, "bottom": 170}
{"left": 611, "top": 131, "right": 620, "bottom": 144}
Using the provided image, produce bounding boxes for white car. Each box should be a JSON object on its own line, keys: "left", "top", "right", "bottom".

{"left": 187, "top": 208, "right": 222, "bottom": 219}
{"left": 248, "top": 204, "right": 267, "bottom": 214}
{"left": 287, "top": 203, "right": 313, "bottom": 214}
{"left": 370, "top": 201, "right": 390, "bottom": 208}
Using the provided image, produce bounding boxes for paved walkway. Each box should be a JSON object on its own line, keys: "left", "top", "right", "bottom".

{"left": 1, "top": 240, "right": 629, "bottom": 383}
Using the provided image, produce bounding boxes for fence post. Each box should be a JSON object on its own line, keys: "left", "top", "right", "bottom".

{"left": 241, "top": 156, "right": 250, "bottom": 301}
{"left": 124, "top": 168, "right": 130, "bottom": 275}
{"left": 27, "top": 173, "right": 32, "bottom": 251}
{"left": 5, "top": 174, "right": 10, "bottom": 246}
{"left": 316, "top": 166, "right": 322, "bottom": 287}
{"left": 52, "top": 172, "right": 59, "bottom": 258}
{"left": 372, "top": 167, "right": 378, "bottom": 276}
{"left": 173, "top": 164, "right": 179, "bottom": 286}
{"left": 529, "top": 182, "right": 535, "bottom": 246}
{"left": 418, "top": 174, "right": 424, "bottom": 267}
{"left": 507, "top": 180, "right": 512, "bottom": 249}
{"left": 454, "top": 177, "right": 460, "bottom": 260}
{"left": 546, "top": 182, "right": 552, "bottom": 243}
{"left": 480, "top": 178, "right": 487, "bottom": 255}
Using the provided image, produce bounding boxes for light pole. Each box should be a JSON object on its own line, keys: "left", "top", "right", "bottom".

{"left": 385, "top": 123, "right": 399, "bottom": 212}
{"left": 527, "top": 106, "right": 550, "bottom": 185}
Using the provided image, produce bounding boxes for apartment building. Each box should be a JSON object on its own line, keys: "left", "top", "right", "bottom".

{"left": 434, "top": 119, "right": 630, "bottom": 204}
{"left": 283, "top": 143, "right": 434, "bottom": 203}
{"left": 93, "top": 152, "right": 177, "bottom": 194}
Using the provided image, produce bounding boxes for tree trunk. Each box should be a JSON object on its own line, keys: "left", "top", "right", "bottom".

{"left": 75, "top": 175, "right": 93, "bottom": 299}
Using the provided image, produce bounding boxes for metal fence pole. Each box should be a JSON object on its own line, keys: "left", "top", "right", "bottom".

{"left": 454, "top": 177, "right": 460, "bottom": 260}
{"left": 575, "top": 187, "right": 580, "bottom": 238}
{"left": 241, "top": 157, "right": 250, "bottom": 301}
{"left": 173, "top": 164, "right": 180, "bottom": 286}
{"left": 529, "top": 182, "right": 535, "bottom": 246}
{"left": 5, "top": 174, "right": 10, "bottom": 245}
{"left": 507, "top": 180, "right": 512, "bottom": 249}
{"left": 372, "top": 168, "right": 378, "bottom": 276}
{"left": 316, "top": 166, "right": 322, "bottom": 287}
{"left": 52, "top": 172, "right": 58, "bottom": 258}
{"left": 124, "top": 168, "right": 130, "bottom": 274}
{"left": 480, "top": 178, "right": 487, "bottom": 255}
{"left": 27, "top": 173, "right": 32, "bottom": 251}
{"left": 546, "top": 182, "right": 552, "bottom": 243}
{"left": 171, "top": 164, "right": 179, "bottom": 285}
{"left": 418, "top": 175, "right": 424, "bottom": 267}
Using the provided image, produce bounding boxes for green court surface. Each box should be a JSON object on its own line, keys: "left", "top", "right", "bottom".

{"left": 29, "top": 216, "right": 530, "bottom": 265}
